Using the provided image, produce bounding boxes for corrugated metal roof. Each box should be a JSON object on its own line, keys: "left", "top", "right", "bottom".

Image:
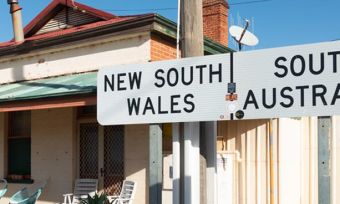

{"left": 0, "top": 72, "right": 97, "bottom": 102}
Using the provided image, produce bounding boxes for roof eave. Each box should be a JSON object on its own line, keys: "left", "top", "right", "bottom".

{"left": 0, "top": 14, "right": 156, "bottom": 57}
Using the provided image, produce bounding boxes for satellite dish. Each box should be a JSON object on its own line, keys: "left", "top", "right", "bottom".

{"left": 229, "top": 20, "right": 259, "bottom": 51}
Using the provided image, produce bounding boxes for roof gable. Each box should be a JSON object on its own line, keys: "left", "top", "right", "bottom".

{"left": 36, "top": 7, "right": 102, "bottom": 34}
{"left": 24, "top": 0, "right": 116, "bottom": 37}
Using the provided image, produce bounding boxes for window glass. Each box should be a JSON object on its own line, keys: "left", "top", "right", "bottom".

{"left": 7, "top": 111, "right": 31, "bottom": 180}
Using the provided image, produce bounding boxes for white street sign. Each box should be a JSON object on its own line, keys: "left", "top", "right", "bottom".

{"left": 97, "top": 41, "right": 340, "bottom": 125}
{"left": 235, "top": 41, "right": 340, "bottom": 120}
{"left": 97, "top": 54, "right": 230, "bottom": 125}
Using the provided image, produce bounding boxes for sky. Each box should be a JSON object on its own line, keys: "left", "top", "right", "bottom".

{"left": 0, "top": 0, "right": 339, "bottom": 50}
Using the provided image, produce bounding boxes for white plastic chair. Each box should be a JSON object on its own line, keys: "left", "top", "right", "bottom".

{"left": 9, "top": 187, "right": 42, "bottom": 204}
{"left": 63, "top": 179, "right": 98, "bottom": 204}
{"left": 108, "top": 180, "right": 137, "bottom": 204}
{"left": 9, "top": 179, "right": 47, "bottom": 204}
{"left": 0, "top": 179, "right": 7, "bottom": 199}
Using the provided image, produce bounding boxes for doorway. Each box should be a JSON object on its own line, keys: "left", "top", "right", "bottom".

{"left": 78, "top": 122, "right": 124, "bottom": 195}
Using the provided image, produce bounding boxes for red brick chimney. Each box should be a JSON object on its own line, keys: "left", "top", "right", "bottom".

{"left": 203, "top": 0, "right": 229, "bottom": 47}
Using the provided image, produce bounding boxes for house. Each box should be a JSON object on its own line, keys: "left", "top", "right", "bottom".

{"left": 0, "top": 0, "right": 339, "bottom": 204}
{"left": 0, "top": 0, "right": 231, "bottom": 203}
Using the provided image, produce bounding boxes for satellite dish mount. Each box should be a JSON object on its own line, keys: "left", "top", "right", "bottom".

{"left": 229, "top": 20, "right": 259, "bottom": 51}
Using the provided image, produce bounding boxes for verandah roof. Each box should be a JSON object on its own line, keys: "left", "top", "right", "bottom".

{"left": 0, "top": 72, "right": 97, "bottom": 103}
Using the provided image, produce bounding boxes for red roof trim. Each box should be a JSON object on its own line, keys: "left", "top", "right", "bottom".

{"left": 0, "top": 15, "right": 150, "bottom": 49}
{"left": 24, "top": 0, "right": 116, "bottom": 38}
{"left": 27, "top": 16, "right": 135, "bottom": 41}
{"left": 24, "top": 0, "right": 60, "bottom": 36}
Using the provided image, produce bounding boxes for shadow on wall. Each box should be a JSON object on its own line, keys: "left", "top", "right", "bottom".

{"left": 11, "top": 64, "right": 25, "bottom": 83}
{"left": 167, "top": 176, "right": 199, "bottom": 203}
{"left": 217, "top": 119, "right": 269, "bottom": 152}
{"left": 217, "top": 119, "right": 273, "bottom": 204}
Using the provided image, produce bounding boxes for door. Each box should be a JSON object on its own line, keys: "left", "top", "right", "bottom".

{"left": 103, "top": 126, "right": 124, "bottom": 195}
{"left": 78, "top": 122, "right": 124, "bottom": 195}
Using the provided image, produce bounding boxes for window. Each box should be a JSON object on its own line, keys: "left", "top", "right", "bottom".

{"left": 7, "top": 111, "right": 31, "bottom": 182}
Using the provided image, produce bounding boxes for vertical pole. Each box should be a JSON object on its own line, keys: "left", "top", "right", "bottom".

{"left": 176, "top": 0, "right": 181, "bottom": 59}
{"left": 180, "top": 0, "right": 204, "bottom": 203}
{"left": 201, "top": 121, "right": 217, "bottom": 204}
{"left": 318, "top": 116, "right": 331, "bottom": 204}
{"left": 180, "top": 124, "right": 185, "bottom": 204}
{"left": 180, "top": 0, "right": 204, "bottom": 57}
{"left": 149, "top": 124, "right": 162, "bottom": 204}
{"left": 269, "top": 119, "right": 274, "bottom": 204}
{"left": 174, "top": 0, "right": 181, "bottom": 200}
{"left": 184, "top": 122, "right": 200, "bottom": 204}
{"left": 173, "top": 123, "right": 180, "bottom": 204}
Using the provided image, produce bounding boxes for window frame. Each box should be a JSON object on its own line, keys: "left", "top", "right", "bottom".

{"left": 6, "top": 111, "right": 33, "bottom": 184}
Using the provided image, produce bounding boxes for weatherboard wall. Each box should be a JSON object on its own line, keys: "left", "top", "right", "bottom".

{"left": 215, "top": 117, "right": 340, "bottom": 204}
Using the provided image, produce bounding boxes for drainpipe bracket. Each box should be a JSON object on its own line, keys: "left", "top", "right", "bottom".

{"left": 10, "top": 4, "right": 22, "bottom": 14}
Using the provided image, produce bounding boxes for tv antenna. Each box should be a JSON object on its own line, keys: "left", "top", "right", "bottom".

{"left": 229, "top": 20, "right": 259, "bottom": 51}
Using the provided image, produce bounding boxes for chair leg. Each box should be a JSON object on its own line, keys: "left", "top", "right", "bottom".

{"left": 68, "top": 196, "right": 73, "bottom": 204}
{"left": 64, "top": 195, "right": 72, "bottom": 204}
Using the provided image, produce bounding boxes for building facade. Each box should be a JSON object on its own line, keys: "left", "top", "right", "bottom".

{"left": 0, "top": 0, "right": 339, "bottom": 204}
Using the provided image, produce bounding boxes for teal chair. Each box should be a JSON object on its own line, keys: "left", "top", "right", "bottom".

{"left": 0, "top": 179, "right": 7, "bottom": 198}
{"left": 9, "top": 187, "right": 42, "bottom": 204}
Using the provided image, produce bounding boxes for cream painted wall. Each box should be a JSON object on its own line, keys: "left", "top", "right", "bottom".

{"left": 216, "top": 117, "right": 340, "bottom": 204}
{"left": 278, "top": 118, "right": 302, "bottom": 204}
{"left": 30, "top": 108, "right": 75, "bottom": 204}
{"left": 0, "top": 108, "right": 75, "bottom": 204}
{"left": 29, "top": 108, "right": 74, "bottom": 204}
{"left": 125, "top": 125, "right": 149, "bottom": 204}
{"left": 0, "top": 32, "right": 151, "bottom": 84}
{"left": 218, "top": 119, "right": 272, "bottom": 204}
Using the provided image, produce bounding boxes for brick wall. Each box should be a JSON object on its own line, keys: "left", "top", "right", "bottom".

{"left": 203, "top": 0, "right": 229, "bottom": 47}
{"left": 151, "top": 0, "right": 229, "bottom": 60}
{"left": 150, "top": 34, "right": 178, "bottom": 61}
